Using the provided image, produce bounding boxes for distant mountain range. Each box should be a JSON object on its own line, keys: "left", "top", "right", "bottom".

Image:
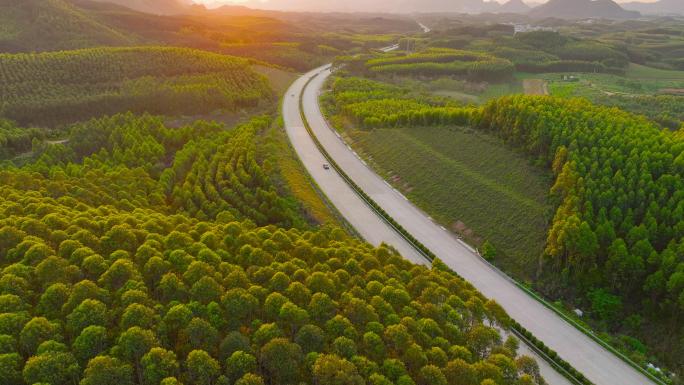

{"left": 69, "top": 0, "right": 684, "bottom": 19}
{"left": 622, "top": 0, "right": 684, "bottom": 15}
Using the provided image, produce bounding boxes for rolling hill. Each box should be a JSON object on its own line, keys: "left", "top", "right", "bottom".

{"left": 83, "top": 0, "right": 193, "bottom": 15}
{"left": 0, "top": 0, "right": 134, "bottom": 52}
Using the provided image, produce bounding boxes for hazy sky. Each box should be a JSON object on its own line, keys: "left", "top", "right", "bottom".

{"left": 192, "top": 0, "right": 658, "bottom": 5}
{"left": 190, "top": 0, "right": 659, "bottom": 13}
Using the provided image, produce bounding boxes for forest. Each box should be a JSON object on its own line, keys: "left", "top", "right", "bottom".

{"left": 325, "top": 70, "right": 684, "bottom": 377}
{"left": 0, "top": 5, "right": 555, "bottom": 383}
{"left": 0, "top": 112, "right": 545, "bottom": 385}
{"left": 324, "top": 77, "right": 474, "bottom": 129}
{"left": 3, "top": 1, "right": 684, "bottom": 383}
{"left": 337, "top": 48, "right": 514, "bottom": 81}
{"left": 0, "top": 47, "right": 272, "bottom": 126}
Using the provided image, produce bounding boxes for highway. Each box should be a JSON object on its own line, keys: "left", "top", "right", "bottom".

{"left": 282, "top": 70, "right": 426, "bottom": 266}
{"left": 282, "top": 62, "right": 656, "bottom": 385}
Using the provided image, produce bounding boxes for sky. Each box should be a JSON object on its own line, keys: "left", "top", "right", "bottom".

{"left": 192, "top": 0, "right": 658, "bottom": 5}
{"left": 189, "top": 0, "right": 659, "bottom": 13}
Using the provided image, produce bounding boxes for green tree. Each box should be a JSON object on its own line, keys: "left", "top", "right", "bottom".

{"left": 219, "top": 331, "right": 252, "bottom": 362}
{"left": 419, "top": 365, "right": 447, "bottom": 385}
{"left": 120, "top": 303, "right": 158, "bottom": 330}
{"left": 142, "top": 348, "right": 179, "bottom": 385}
{"left": 588, "top": 288, "right": 623, "bottom": 326}
{"left": 312, "top": 354, "right": 364, "bottom": 385}
{"left": 23, "top": 351, "right": 80, "bottom": 385}
{"left": 442, "top": 359, "right": 477, "bottom": 385}
{"left": 480, "top": 242, "right": 496, "bottom": 261}
{"left": 225, "top": 351, "right": 257, "bottom": 384}
{"left": 19, "top": 317, "right": 61, "bottom": 355}
{"left": 80, "top": 355, "right": 134, "bottom": 385}
{"left": 308, "top": 293, "right": 336, "bottom": 322}
{"left": 179, "top": 317, "right": 219, "bottom": 356}
{"left": 260, "top": 338, "right": 302, "bottom": 384}
{"left": 66, "top": 299, "right": 108, "bottom": 337}
{"left": 294, "top": 324, "right": 325, "bottom": 354}
{"left": 72, "top": 325, "right": 109, "bottom": 364}
{"left": 36, "top": 283, "right": 70, "bottom": 319}
{"left": 117, "top": 327, "right": 159, "bottom": 383}
{"left": 332, "top": 336, "right": 357, "bottom": 359}
{"left": 234, "top": 373, "right": 265, "bottom": 385}
{"left": 0, "top": 353, "right": 22, "bottom": 384}
{"left": 184, "top": 350, "right": 220, "bottom": 385}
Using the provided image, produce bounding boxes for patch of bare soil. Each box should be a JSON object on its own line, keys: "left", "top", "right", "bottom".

{"left": 523, "top": 79, "right": 548, "bottom": 95}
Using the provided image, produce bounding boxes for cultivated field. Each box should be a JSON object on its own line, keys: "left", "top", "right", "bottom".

{"left": 347, "top": 125, "right": 553, "bottom": 278}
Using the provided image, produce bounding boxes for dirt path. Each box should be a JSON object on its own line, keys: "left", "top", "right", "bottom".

{"left": 523, "top": 79, "right": 549, "bottom": 95}
{"left": 47, "top": 139, "right": 69, "bottom": 145}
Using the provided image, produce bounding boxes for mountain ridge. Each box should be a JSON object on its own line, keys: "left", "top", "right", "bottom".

{"left": 499, "top": 0, "right": 532, "bottom": 14}
{"left": 529, "top": 0, "right": 641, "bottom": 19}
{"left": 623, "top": 0, "right": 684, "bottom": 15}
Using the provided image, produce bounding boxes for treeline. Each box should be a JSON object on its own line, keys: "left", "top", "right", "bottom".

{"left": 0, "top": 47, "right": 273, "bottom": 126}
{"left": 328, "top": 77, "right": 475, "bottom": 129}
{"left": 509, "top": 31, "right": 629, "bottom": 74}
{"left": 0, "top": 112, "right": 546, "bottom": 385}
{"left": 475, "top": 95, "right": 684, "bottom": 332}
{"left": 0, "top": 120, "right": 47, "bottom": 159}
{"left": 593, "top": 94, "right": 684, "bottom": 130}
{"left": 417, "top": 29, "right": 630, "bottom": 75}
{"left": 340, "top": 48, "right": 515, "bottom": 82}
{"left": 366, "top": 50, "right": 488, "bottom": 67}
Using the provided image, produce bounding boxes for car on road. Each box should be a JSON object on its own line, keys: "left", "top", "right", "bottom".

{"left": 323, "top": 163, "right": 330, "bottom": 170}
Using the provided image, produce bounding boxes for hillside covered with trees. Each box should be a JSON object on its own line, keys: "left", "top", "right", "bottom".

{"left": 0, "top": 47, "right": 272, "bottom": 127}
{"left": 0, "top": 111, "right": 545, "bottom": 385}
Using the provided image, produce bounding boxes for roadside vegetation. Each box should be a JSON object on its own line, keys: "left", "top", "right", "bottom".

{"left": 323, "top": 62, "right": 683, "bottom": 379}
{"left": 348, "top": 126, "right": 552, "bottom": 277}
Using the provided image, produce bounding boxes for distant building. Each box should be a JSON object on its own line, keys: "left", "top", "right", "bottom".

{"left": 509, "top": 23, "right": 556, "bottom": 35}
{"left": 561, "top": 75, "right": 580, "bottom": 82}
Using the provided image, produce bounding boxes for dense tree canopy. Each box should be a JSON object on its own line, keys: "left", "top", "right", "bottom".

{"left": 0, "top": 47, "right": 273, "bottom": 126}
{"left": 476, "top": 95, "right": 684, "bottom": 329}
{"left": 0, "top": 112, "right": 543, "bottom": 385}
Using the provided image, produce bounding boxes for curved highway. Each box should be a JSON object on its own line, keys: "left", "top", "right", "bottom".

{"left": 282, "top": 64, "right": 655, "bottom": 385}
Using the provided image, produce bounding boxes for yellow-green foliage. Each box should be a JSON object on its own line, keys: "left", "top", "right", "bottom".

{"left": 364, "top": 48, "right": 514, "bottom": 81}
{"left": 0, "top": 47, "right": 272, "bottom": 126}
{"left": 327, "top": 77, "right": 475, "bottom": 129}
{"left": 0, "top": 113, "right": 544, "bottom": 385}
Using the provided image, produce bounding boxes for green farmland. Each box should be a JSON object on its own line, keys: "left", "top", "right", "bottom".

{"left": 347, "top": 125, "right": 553, "bottom": 278}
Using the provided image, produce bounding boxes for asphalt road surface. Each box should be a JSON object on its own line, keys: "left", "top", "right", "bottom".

{"left": 283, "top": 63, "right": 656, "bottom": 385}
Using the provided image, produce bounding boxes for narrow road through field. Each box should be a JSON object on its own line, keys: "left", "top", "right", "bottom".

{"left": 283, "top": 63, "right": 656, "bottom": 385}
